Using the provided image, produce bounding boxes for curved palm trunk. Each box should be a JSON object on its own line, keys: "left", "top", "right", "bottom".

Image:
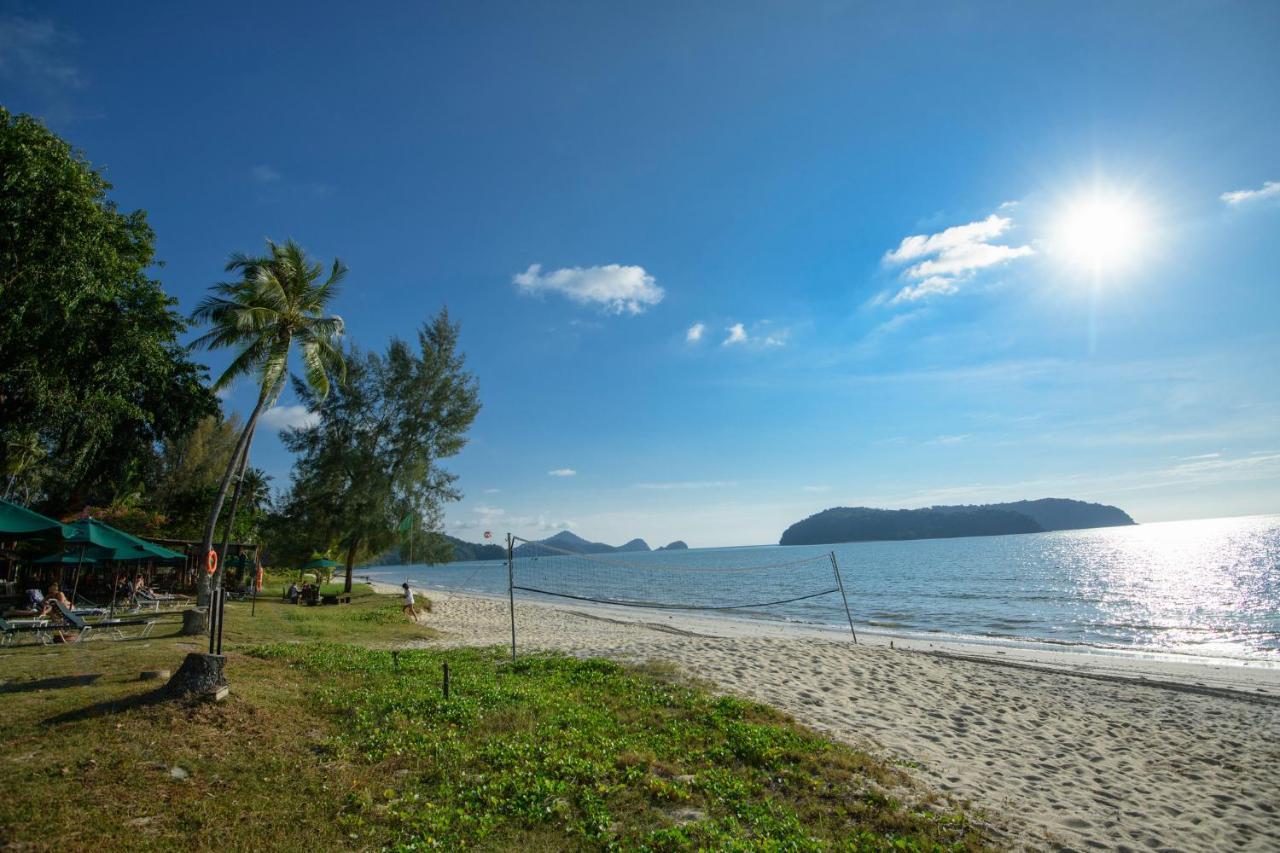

{"left": 198, "top": 389, "right": 269, "bottom": 606}
{"left": 214, "top": 423, "right": 256, "bottom": 592}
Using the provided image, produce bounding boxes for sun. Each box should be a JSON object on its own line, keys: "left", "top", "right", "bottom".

{"left": 1051, "top": 190, "right": 1151, "bottom": 276}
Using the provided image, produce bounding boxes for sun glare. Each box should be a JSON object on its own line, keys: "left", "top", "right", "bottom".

{"left": 1051, "top": 190, "right": 1151, "bottom": 276}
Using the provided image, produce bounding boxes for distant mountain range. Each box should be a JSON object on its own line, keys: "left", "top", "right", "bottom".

{"left": 510, "top": 530, "right": 688, "bottom": 557}
{"left": 779, "top": 498, "right": 1135, "bottom": 546}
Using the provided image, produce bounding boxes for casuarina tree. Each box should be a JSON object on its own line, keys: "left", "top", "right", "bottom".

{"left": 282, "top": 310, "right": 480, "bottom": 592}
{"left": 190, "top": 239, "right": 346, "bottom": 602}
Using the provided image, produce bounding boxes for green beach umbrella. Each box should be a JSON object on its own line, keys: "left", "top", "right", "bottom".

{"left": 300, "top": 557, "right": 341, "bottom": 570}
{"left": 66, "top": 518, "right": 186, "bottom": 563}
{"left": 33, "top": 550, "right": 101, "bottom": 565}
{"left": 0, "top": 497, "right": 74, "bottom": 540}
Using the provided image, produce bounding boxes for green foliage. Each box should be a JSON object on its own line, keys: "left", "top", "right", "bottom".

{"left": 278, "top": 310, "right": 480, "bottom": 587}
{"left": 0, "top": 108, "right": 217, "bottom": 511}
{"left": 249, "top": 644, "right": 990, "bottom": 851}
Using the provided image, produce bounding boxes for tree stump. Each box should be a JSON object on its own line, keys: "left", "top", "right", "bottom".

{"left": 180, "top": 608, "right": 209, "bottom": 636}
{"left": 165, "top": 653, "right": 227, "bottom": 699}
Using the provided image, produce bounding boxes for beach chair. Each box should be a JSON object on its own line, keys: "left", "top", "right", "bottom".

{"left": 48, "top": 600, "right": 94, "bottom": 643}
{"left": 0, "top": 616, "right": 53, "bottom": 646}
{"left": 95, "top": 617, "right": 159, "bottom": 641}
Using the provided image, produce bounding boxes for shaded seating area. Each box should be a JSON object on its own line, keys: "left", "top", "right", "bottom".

{"left": 1, "top": 499, "right": 191, "bottom": 643}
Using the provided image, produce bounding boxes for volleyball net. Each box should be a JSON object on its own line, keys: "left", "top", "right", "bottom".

{"left": 504, "top": 535, "right": 856, "bottom": 657}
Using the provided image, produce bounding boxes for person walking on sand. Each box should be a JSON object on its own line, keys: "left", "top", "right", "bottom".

{"left": 402, "top": 582, "right": 419, "bottom": 622}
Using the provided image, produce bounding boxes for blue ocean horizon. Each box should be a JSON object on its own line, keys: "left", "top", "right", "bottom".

{"left": 366, "top": 514, "right": 1280, "bottom": 660}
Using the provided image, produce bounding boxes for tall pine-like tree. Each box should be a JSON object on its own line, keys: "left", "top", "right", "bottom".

{"left": 281, "top": 310, "right": 480, "bottom": 591}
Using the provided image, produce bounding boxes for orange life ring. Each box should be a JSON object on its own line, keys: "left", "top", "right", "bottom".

{"left": 207, "top": 549, "right": 218, "bottom": 576}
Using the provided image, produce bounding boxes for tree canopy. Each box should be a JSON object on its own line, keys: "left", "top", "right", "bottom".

{"left": 0, "top": 108, "right": 216, "bottom": 513}
{"left": 280, "top": 310, "right": 480, "bottom": 589}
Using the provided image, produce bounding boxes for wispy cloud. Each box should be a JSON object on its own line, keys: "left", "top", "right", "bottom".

{"left": 0, "top": 16, "right": 81, "bottom": 90}
{"left": 802, "top": 485, "right": 832, "bottom": 492}
{"left": 514, "top": 263, "right": 664, "bottom": 315}
{"left": 881, "top": 213, "right": 1032, "bottom": 305}
{"left": 685, "top": 322, "right": 705, "bottom": 343}
{"left": 1220, "top": 180, "right": 1280, "bottom": 205}
{"left": 547, "top": 468, "right": 576, "bottom": 477}
{"left": 930, "top": 434, "right": 971, "bottom": 445}
{"left": 723, "top": 323, "right": 748, "bottom": 346}
{"left": 634, "top": 480, "right": 737, "bottom": 490}
{"left": 259, "top": 405, "right": 319, "bottom": 431}
{"left": 251, "top": 164, "right": 282, "bottom": 183}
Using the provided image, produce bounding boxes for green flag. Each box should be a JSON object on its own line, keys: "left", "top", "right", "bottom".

{"left": 397, "top": 514, "right": 414, "bottom": 534}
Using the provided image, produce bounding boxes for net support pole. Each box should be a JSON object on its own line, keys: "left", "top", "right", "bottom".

{"left": 830, "top": 551, "right": 857, "bottom": 644}
{"left": 506, "top": 533, "right": 517, "bottom": 661}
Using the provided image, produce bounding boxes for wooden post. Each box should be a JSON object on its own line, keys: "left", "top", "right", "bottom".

{"left": 507, "top": 533, "right": 517, "bottom": 662}
{"left": 442, "top": 661, "right": 450, "bottom": 700}
{"left": 830, "top": 551, "right": 857, "bottom": 644}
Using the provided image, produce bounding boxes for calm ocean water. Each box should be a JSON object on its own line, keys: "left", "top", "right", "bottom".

{"left": 367, "top": 515, "right": 1280, "bottom": 660}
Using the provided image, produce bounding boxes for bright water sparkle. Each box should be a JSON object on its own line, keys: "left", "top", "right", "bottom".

{"left": 368, "top": 515, "right": 1280, "bottom": 660}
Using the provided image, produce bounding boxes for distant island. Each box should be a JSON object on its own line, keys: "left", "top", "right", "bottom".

{"left": 443, "top": 534, "right": 508, "bottom": 561}
{"left": 779, "top": 498, "right": 1135, "bottom": 546}
{"left": 511, "top": 530, "right": 692, "bottom": 557}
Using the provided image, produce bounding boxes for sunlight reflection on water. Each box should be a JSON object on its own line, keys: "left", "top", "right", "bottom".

{"left": 372, "top": 515, "right": 1280, "bottom": 659}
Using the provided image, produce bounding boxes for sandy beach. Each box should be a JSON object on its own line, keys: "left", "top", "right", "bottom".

{"left": 382, "top": 582, "right": 1280, "bottom": 851}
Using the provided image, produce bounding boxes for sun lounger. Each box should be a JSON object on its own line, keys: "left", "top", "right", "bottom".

{"left": 48, "top": 600, "right": 94, "bottom": 642}
{"left": 0, "top": 616, "right": 53, "bottom": 646}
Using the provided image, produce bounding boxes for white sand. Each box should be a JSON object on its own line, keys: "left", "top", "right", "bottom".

{"left": 381, "top": 583, "right": 1280, "bottom": 851}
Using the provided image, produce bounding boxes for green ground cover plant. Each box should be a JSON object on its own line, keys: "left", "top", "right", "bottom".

{"left": 0, "top": 586, "right": 993, "bottom": 851}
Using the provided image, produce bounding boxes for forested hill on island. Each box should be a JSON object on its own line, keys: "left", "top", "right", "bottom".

{"left": 779, "top": 498, "right": 1135, "bottom": 546}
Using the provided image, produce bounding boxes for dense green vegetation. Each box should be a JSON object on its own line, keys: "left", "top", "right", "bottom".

{"left": 0, "top": 107, "right": 216, "bottom": 513}
{"left": 0, "top": 111, "right": 477, "bottom": 581}
{"left": 273, "top": 313, "right": 480, "bottom": 589}
{"left": 0, "top": 586, "right": 993, "bottom": 851}
{"left": 779, "top": 499, "right": 1135, "bottom": 546}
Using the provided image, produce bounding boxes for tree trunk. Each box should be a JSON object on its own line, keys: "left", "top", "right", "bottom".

{"left": 343, "top": 540, "right": 358, "bottom": 593}
{"left": 214, "top": 424, "right": 256, "bottom": 592}
{"left": 198, "top": 390, "right": 269, "bottom": 606}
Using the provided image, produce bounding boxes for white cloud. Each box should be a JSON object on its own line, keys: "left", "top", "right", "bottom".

{"left": 685, "top": 322, "right": 705, "bottom": 343}
{"left": 548, "top": 468, "right": 576, "bottom": 477}
{"left": 514, "top": 263, "right": 664, "bottom": 315}
{"left": 882, "top": 213, "right": 1032, "bottom": 304}
{"left": 0, "top": 17, "right": 81, "bottom": 90}
{"left": 723, "top": 323, "right": 748, "bottom": 346}
{"left": 251, "top": 164, "right": 281, "bottom": 183}
{"left": 483, "top": 488, "right": 502, "bottom": 494}
{"left": 888, "top": 276, "right": 958, "bottom": 305}
{"left": 259, "top": 405, "right": 319, "bottom": 431}
{"left": 1220, "top": 180, "right": 1280, "bottom": 205}
{"left": 634, "top": 481, "right": 737, "bottom": 490}
{"left": 930, "top": 434, "right": 971, "bottom": 445}
{"left": 802, "top": 485, "right": 832, "bottom": 492}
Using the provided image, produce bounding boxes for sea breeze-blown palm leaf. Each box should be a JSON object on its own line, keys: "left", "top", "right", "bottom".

{"left": 189, "top": 238, "right": 348, "bottom": 601}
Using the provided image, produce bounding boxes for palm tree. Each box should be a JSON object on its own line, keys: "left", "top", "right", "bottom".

{"left": 191, "top": 239, "right": 346, "bottom": 603}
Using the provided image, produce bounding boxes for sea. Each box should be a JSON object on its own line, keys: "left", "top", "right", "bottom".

{"left": 366, "top": 514, "right": 1280, "bottom": 660}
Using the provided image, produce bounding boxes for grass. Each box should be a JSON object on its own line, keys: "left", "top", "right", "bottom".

{"left": 0, "top": 583, "right": 994, "bottom": 851}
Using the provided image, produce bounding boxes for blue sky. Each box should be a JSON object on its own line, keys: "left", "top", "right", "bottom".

{"left": 4, "top": 1, "right": 1278, "bottom": 546}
